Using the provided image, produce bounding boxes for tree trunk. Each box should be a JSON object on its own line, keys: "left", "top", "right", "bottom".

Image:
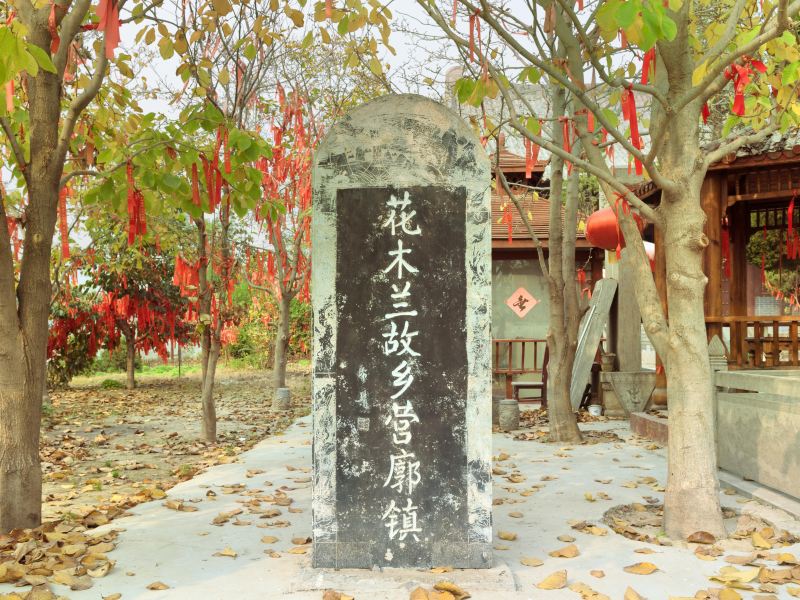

{"left": 125, "top": 333, "right": 136, "bottom": 390}
{"left": 661, "top": 190, "right": 725, "bottom": 540}
{"left": 201, "top": 335, "right": 220, "bottom": 442}
{"left": 273, "top": 294, "right": 291, "bottom": 389}
{"left": 545, "top": 77, "right": 582, "bottom": 443}
{"left": 0, "top": 25, "right": 63, "bottom": 531}
{"left": 0, "top": 345, "right": 43, "bottom": 532}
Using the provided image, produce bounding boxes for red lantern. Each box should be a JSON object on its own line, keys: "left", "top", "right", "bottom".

{"left": 585, "top": 207, "right": 644, "bottom": 250}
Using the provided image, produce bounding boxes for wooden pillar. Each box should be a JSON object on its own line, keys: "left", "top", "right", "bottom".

{"left": 730, "top": 201, "right": 748, "bottom": 318}
{"left": 617, "top": 248, "right": 642, "bottom": 371}
{"left": 590, "top": 248, "right": 604, "bottom": 291}
{"left": 652, "top": 224, "right": 668, "bottom": 407}
{"left": 702, "top": 174, "right": 724, "bottom": 339}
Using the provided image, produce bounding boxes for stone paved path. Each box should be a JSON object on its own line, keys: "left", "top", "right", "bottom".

{"left": 7, "top": 416, "right": 800, "bottom": 599}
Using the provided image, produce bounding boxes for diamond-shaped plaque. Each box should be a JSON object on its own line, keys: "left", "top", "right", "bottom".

{"left": 506, "top": 287, "right": 537, "bottom": 318}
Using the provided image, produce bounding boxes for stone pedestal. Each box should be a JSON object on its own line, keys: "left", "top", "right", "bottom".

{"left": 498, "top": 399, "right": 519, "bottom": 431}
{"left": 311, "top": 95, "right": 492, "bottom": 569}
{"left": 272, "top": 387, "right": 291, "bottom": 411}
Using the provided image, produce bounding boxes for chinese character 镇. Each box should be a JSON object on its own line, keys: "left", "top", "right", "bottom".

{"left": 382, "top": 498, "right": 422, "bottom": 542}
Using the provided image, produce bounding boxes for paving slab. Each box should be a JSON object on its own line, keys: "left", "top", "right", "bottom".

{"left": 4, "top": 417, "right": 800, "bottom": 599}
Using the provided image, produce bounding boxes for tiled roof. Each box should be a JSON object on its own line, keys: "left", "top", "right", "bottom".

{"left": 710, "top": 128, "right": 800, "bottom": 168}
{"left": 488, "top": 149, "right": 546, "bottom": 173}
{"left": 490, "top": 186, "right": 586, "bottom": 241}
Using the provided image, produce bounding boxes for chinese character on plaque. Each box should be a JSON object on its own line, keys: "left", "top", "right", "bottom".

{"left": 506, "top": 287, "right": 537, "bottom": 318}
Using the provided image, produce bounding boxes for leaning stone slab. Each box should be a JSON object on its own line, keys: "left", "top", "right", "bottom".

{"left": 570, "top": 278, "right": 618, "bottom": 409}
{"left": 311, "top": 94, "right": 492, "bottom": 569}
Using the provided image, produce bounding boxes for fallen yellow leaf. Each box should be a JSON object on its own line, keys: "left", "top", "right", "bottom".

{"left": 147, "top": 582, "right": 170, "bottom": 590}
{"left": 719, "top": 589, "right": 743, "bottom": 600}
{"left": 520, "top": 557, "right": 543, "bottom": 567}
{"left": 623, "top": 562, "right": 658, "bottom": 575}
{"left": 752, "top": 532, "right": 772, "bottom": 549}
{"left": 213, "top": 547, "right": 238, "bottom": 558}
{"left": 537, "top": 570, "right": 567, "bottom": 590}
{"left": 549, "top": 544, "right": 580, "bottom": 558}
{"left": 624, "top": 587, "right": 644, "bottom": 600}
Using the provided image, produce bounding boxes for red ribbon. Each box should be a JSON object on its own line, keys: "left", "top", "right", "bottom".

{"left": 58, "top": 186, "right": 70, "bottom": 260}
{"left": 469, "top": 11, "right": 481, "bottom": 63}
{"left": 621, "top": 86, "right": 643, "bottom": 176}
{"left": 788, "top": 193, "right": 795, "bottom": 256}
{"left": 524, "top": 137, "right": 539, "bottom": 178}
{"left": 641, "top": 48, "right": 656, "bottom": 85}
{"left": 560, "top": 117, "right": 572, "bottom": 174}
{"left": 725, "top": 57, "right": 766, "bottom": 116}
{"left": 761, "top": 222, "right": 767, "bottom": 286}
{"left": 96, "top": 0, "right": 121, "bottom": 59}
{"left": 721, "top": 216, "right": 732, "bottom": 279}
{"left": 701, "top": 102, "right": 710, "bottom": 124}
{"left": 502, "top": 202, "right": 513, "bottom": 244}
{"left": 5, "top": 81, "right": 13, "bottom": 114}
{"left": 126, "top": 162, "right": 146, "bottom": 245}
{"left": 191, "top": 163, "right": 201, "bottom": 207}
{"left": 48, "top": 2, "right": 60, "bottom": 53}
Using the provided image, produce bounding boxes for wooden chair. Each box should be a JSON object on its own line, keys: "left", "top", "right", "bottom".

{"left": 512, "top": 346, "right": 549, "bottom": 408}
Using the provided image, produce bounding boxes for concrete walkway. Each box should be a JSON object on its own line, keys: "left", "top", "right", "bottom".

{"left": 8, "top": 417, "right": 800, "bottom": 599}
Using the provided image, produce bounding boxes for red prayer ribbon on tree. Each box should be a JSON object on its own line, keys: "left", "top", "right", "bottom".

{"left": 191, "top": 163, "right": 201, "bottom": 207}
{"left": 58, "top": 186, "right": 70, "bottom": 260}
{"left": 96, "top": 0, "right": 121, "bottom": 59}
{"left": 524, "top": 137, "right": 539, "bottom": 179}
{"left": 721, "top": 216, "right": 732, "bottom": 279}
{"left": 701, "top": 102, "right": 710, "bottom": 124}
{"left": 621, "top": 86, "right": 643, "bottom": 176}
{"left": 5, "top": 81, "right": 13, "bottom": 114}
{"left": 641, "top": 48, "right": 656, "bottom": 85}
{"left": 725, "top": 57, "right": 766, "bottom": 116}
{"left": 48, "top": 2, "right": 60, "bottom": 53}
{"left": 787, "top": 193, "right": 795, "bottom": 257}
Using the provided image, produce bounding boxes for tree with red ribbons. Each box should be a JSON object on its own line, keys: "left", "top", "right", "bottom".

{"left": 247, "top": 88, "right": 313, "bottom": 401}
{"left": 0, "top": 0, "right": 155, "bottom": 532}
{"left": 415, "top": 0, "right": 800, "bottom": 540}
{"left": 47, "top": 238, "right": 193, "bottom": 390}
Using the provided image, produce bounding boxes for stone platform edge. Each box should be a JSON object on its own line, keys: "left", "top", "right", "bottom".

{"left": 629, "top": 411, "right": 668, "bottom": 445}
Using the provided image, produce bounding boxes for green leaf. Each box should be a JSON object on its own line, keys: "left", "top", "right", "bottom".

{"left": 782, "top": 61, "right": 800, "bottom": 86}
{"left": 27, "top": 45, "right": 56, "bottom": 73}
{"left": 161, "top": 173, "right": 181, "bottom": 191}
{"left": 616, "top": 1, "right": 638, "bottom": 28}
{"left": 454, "top": 78, "right": 476, "bottom": 104}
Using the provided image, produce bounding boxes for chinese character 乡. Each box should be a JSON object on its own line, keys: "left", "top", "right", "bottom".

{"left": 384, "top": 239, "right": 418, "bottom": 279}
{"left": 390, "top": 360, "right": 414, "bottom": 399}
{"left": 384, "top": 449, "right": 421, "bottom": 495}
{"left": 382, "top": 498, "right": 422, "bottom": 542}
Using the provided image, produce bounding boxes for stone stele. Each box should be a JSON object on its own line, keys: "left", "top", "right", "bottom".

{"left": 311, "top": 94, "right": 493, "bottom": 569}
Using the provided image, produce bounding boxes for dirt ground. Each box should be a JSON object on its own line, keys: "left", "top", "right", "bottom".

{"left": 39, "top": 363, "right": 311, "bottom": 525}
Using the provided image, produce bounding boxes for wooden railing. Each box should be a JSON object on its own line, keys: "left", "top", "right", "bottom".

{"left": 493, "top": 338, "right": 547, "bottom": 397}
{"left": 705, "top": 316, "right": 800, "bottom": 369}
